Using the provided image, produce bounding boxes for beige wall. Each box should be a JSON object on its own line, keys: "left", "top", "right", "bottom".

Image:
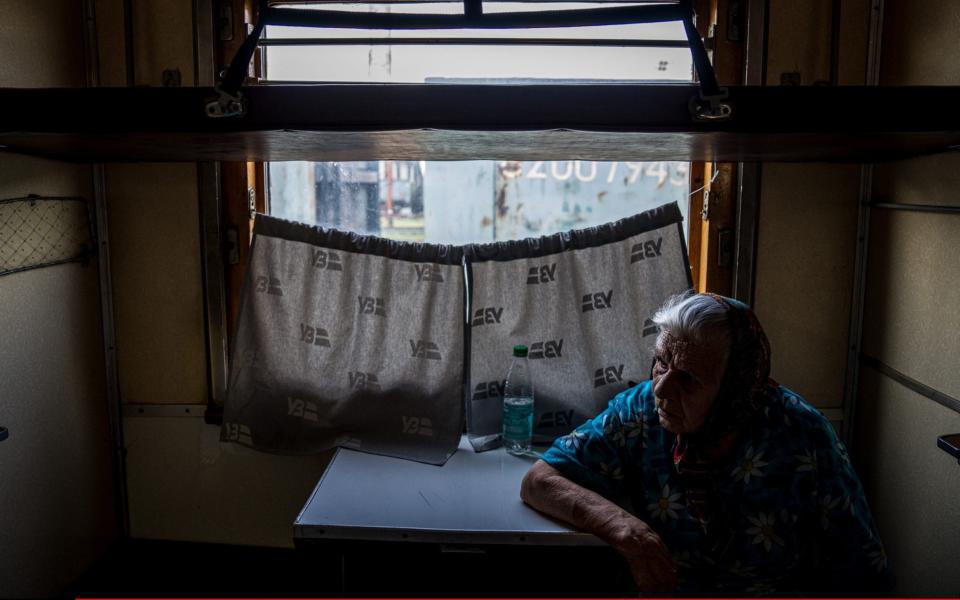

{"left": 97, "top": 0, "right": 334, "bottom": 547}
{"left": 753, "top": 163, "right": 860, "bottom": 409}
{"left": 753, "top": 0, "right": 867, "bottom": 413}
{"left": 0, "top": 2, "right": 117, "bottom": 597}
{"left": 851, "top": 0, "right": 960, "bottom": 595}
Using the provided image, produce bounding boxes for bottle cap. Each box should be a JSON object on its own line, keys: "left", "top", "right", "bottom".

{"left": 512, "top": 345, "right": 528, "bottom": 357}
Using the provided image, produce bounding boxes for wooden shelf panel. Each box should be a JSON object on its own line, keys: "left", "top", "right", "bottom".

{"left": 1, "top": 85, "right": 958, "bottom": 162}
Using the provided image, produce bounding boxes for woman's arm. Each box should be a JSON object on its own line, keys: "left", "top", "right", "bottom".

{"left": 521, "top": 459, "right": 677, "bottom": 596}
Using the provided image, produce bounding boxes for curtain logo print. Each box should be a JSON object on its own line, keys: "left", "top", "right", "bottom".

{"left": 223, "top": 422, "right": 253, "bottom": 444}
{"left": 630, "top": 237, "right": 664, "bottom": 263}
{"left": 472, "top": 380, "right": 505, "bottom": 401}
{"left": 402, "top": 416, "right": 434, "bottom": 436}
{"left": 287, "top": 397, "right": 320, "bottom": 422}
{"left": 254, "top": 275, "right": 284, "bottom": 296}
{"left": 348, "top": 371, "right": 381, "bottom": 391}
{"left": 582, "top": 290, "right": 613, "bottom": 312}
{"left": 526, "top": 263, "right": 558, "bottom": 284}
{"left": 471, "top": 306, "right": 504, "bottom": 326}
{"left": 529, "top": 339, "right": 563, "bottom": 359}
{"left": 409, "top": 339, "right": 442, "bottom": 360}
{"left": 642, "top": 318, "right": 659, "bottom": 337}
{"left": 299, "top": 323, "right": 331, "bottom": 347}
{"left": 414, "top": 263, "right": 445, "bottom": 283}
{"left": 311, "top": 249, "right": 343, "bottom": 271}
{"left": 594, "top": 364, "right": 625, "bottom": 388}
{"left": 358, "top": 296, "right": 386, "bottom": 316}
{"left": 538, "top": 410, "right": 575, "bottom": 429}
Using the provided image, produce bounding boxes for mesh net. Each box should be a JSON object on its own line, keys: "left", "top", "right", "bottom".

{"left": 0, "top": 196, "right": 94, "bottom": 277}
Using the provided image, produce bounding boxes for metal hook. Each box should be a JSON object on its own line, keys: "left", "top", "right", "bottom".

{"left": 689, "top": 88, "right": 733, "bottom": 122}
{"left": 205, "top": 84, "right": 247, "bottom": 119}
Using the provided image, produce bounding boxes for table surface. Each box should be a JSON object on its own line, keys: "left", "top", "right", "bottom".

{"left": 294, "top": 435, "right": 604, "bottom": 546}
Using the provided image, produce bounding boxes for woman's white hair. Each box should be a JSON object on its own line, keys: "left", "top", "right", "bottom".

{"left": 651, "top": 292, "right": 732, "bottom": 356}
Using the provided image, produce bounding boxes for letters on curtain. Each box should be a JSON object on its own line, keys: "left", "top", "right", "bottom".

{"left": 465, "top": 202, "right": 692, "bottom": 444}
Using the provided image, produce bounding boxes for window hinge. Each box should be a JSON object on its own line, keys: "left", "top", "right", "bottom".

{"left": 248, "top": 187, "right": 256, "bottom": 220}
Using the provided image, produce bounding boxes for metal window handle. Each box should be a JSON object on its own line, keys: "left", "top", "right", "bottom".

{"left": 0, "top": 426, "right": 8, "bottom": 442}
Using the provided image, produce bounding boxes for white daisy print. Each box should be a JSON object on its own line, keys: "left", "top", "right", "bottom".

{"left": 561, "top": 430, "right": 588, "bottom": 451}
{"left": 599, "top": 461, "right": 623, "bottom": 480}
{"left": 793, "top": 449, "right": 816, "bottom": 472}
{"left": 746, "top": 512, "right": 785, "bottom": 551}
{"left": 732, "top": 446, "right": 769, "bottom": 484}
{"left": 836, "top": 440, "right": 852, "bottom": 464}
{"left": 864, "top": 540, "right": 887, "bottom": 573}
{"left": 819, "top": 494, "right": 842, "bottom": 530}
{"left": 602, "top": 414, "right": 625, "bottom": 447}
{"left": 627, "top": 412, "right": 654, "bottom": 447}
{"left": 646, "top": 484, "right": 684, "bottom": 521}
{"left": 728, "top": 560, "right": 756, "bottom": 578}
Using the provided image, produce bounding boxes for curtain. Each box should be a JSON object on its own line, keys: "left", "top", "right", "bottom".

{"left": 223, "top": 215, "right": 466, "bottom": 465}
{"left": 465, "top": 202, "right": 691, "bottom": 445}
{"left": 224, "top": 202, "right": 690, "bottom": 463}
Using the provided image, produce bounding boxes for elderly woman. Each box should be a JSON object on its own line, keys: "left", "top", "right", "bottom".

{"left": 521, "top": 293, "right": 893, "bottom": 596}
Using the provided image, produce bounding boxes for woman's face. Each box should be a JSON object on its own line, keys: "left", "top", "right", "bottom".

{"left": 651, "top": 332, "right": 727, "bottom": 434}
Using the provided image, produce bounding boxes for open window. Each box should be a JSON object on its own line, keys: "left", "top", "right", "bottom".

{"left": 261, "top": 4, "right": 696, "bottom": 243}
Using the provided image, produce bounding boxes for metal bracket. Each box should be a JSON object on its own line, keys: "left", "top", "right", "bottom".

{"left": 702, "top": 189, "right": 716, "bottom": 220}
{"left": 205, "top": 84, "right": 246, "bottom": 118}
{"left": 689, "top": 87, "right": 733, "bottom": 121}
{"left": 938, "top": 434, "right": 960, "bottom": 465}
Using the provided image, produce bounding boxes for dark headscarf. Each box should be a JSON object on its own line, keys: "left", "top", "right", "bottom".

{"left": 669, "top": 294, "right": 777, "bottom": 522}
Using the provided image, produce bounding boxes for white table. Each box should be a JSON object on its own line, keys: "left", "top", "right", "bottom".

{"left": 294, "top": 435, "right": 603, "bottom": 547}
{"left": 293, "top": 437, "right": 636, "bottom": 596}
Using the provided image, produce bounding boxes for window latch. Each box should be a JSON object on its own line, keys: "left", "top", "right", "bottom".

{"left": 205, "top": 84, "right": 246, "bottom": 119}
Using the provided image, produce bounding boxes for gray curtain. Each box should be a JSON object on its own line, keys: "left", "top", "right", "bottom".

{"left": 465, "top": 202, "right": 691, "bottom": 444}
{"left": 223, "top": 203, "right": 689, "bottom": 463}
{"left": 223, "top": 215, "right": 465, "bottom": 465}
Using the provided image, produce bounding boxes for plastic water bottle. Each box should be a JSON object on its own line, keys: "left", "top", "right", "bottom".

{"left": 503, "top": 345, "right": 534, "bottom": 455}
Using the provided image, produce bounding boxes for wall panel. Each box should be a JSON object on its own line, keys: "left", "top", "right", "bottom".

{"left": 0, "top": 152, "right": 115, "bottom": 595}
{"left": 854, "top": 369, "right": 960, "bottom": 596}
{"left": 125, "top": 417, "right": 332, "bottom": 547}
{"left": 862, "top": 205, "right": 960, "bottom": 400}
{"left": 107, "top": 163, "right": 207, "bottom": 405}
{"left": 753, "top": 163, "right": 860, "bottom": 408}
{"left": 853, "top": 1, "right": 960, "bottom": 594}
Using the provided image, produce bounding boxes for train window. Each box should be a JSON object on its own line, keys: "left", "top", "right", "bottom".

{"left": 261, "top": 2, "right": 694, "bottom": 243}
{"left": 268, "top": 160, "right": 691, "bottom": 244}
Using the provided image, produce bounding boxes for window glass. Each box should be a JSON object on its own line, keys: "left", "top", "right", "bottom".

{"left": 264, "top": 2, "right": 692, "bottom": 83}
{"left": 264, "top": 2, "right": 693, "bottom": 242}
{"left": 269, "top": 160, "right": 689, "bottom": 244}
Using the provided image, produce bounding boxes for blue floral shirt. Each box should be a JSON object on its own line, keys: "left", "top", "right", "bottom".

{"left": 542, "top": 380, "right": 893, "bottom": 596}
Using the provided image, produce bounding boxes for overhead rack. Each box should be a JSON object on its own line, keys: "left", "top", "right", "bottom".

{"left": 1, "top": 0, "right": 958, "bottom": 163}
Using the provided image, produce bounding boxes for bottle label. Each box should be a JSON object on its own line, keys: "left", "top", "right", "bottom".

{"left": 503, "top": 396, "right": 534, "bottom": 441}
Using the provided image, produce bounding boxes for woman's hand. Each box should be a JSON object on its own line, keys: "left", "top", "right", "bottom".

{"left": 521, "top": 461, "right": 677, "bottom": 597}
{"left": 610, "top": 517, "right": 678, "bottom": 597}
